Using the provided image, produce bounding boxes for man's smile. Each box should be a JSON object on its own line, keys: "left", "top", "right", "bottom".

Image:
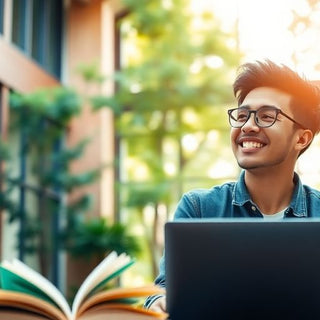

{"left": 242, "top": 141, "right": 264, "bottom": 149}
{"left": 236, "top": 136, "right": 267, "bottom": 149}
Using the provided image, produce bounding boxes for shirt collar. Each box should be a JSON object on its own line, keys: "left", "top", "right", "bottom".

{"left": 232, "top": 170, "right": 251, "bottom": 206}
{"left": 288, "top": 173, "right": 307, "bottom": 217}
{"left": 232, "top": 170, "right": 307, "bottom": 217}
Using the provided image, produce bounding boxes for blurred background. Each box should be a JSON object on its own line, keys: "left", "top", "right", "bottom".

{"left": 1, "top": 0, "right": 320, "bottom": 300}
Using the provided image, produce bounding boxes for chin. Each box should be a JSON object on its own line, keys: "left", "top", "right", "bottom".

{"left": 237, "top": 161, "right": 262, "bottom": 170}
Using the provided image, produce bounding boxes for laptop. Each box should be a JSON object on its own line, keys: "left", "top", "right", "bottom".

{"left": 165, "top": 219, "right": 320, "bottom": 320}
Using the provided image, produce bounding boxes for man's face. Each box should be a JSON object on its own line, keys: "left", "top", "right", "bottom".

{"left": 230, "top": 86, "right": 300, "bottom": 171}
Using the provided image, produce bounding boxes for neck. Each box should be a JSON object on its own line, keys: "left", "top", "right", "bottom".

{"left": 244, "top": 168, "right": 295, "bottom": 215}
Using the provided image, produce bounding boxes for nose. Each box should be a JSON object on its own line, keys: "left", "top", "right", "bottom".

{"left": 241, "top": 113, "right": 260, "bottom": 132}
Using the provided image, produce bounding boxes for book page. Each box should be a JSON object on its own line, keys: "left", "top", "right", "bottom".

{"left": 71, "top": 251, "right": 133, "bottom": 319}
{"left": 75, "top": 285, "right": 167, "bottom": 318}
{"left": 0, "top": 290, "right": 67, "bottom": 320}
{"left": 78, "top": 308, "right": 167, "bottom": 320}
{"left": 0, "top": 259, "right": 72, "bottom": 319}
{"left": 0, "top": 309, "right": 50, "bottom": 320}
{"left": 77, "top": 301, "right": 168, "bottom": 320}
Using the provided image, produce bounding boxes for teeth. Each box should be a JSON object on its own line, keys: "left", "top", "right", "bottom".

{"left": 242, "top": 141, "right": 263, "bottom": 148}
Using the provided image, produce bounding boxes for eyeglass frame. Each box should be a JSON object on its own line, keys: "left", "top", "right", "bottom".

{"left": 227, "top": 105, "right": 306, "bottom": 129}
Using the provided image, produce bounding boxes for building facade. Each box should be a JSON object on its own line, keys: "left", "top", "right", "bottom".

{"left": 0, "top": 0, "right": 121, "bottom": 291}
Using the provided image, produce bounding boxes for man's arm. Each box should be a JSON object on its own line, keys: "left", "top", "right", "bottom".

{"left": 145, "top": 193, "right": 199, "bottom": 312}
{"left": 144, "top": 255, "right": 166, "bottom": 310}
{"left": 147, "top": 295, "right": 167, "bottom": 313}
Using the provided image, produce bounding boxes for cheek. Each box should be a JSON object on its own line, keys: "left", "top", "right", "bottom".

{"left": 230, "top": 128, "right": 240, "bottom": 153}
{"left": 230, "top": 128, "right": 239, "bottom": 143}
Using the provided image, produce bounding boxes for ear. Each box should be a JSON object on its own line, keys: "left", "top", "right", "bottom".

{"left": 295, "top": 129, "right": 313, "bottom": 153}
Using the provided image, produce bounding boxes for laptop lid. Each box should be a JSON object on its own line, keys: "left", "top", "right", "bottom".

{"left": 165, "top": 219, "right": 320, "bottom": 320}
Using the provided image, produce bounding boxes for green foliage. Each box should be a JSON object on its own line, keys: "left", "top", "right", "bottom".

{"left": 8, "top": 88, "right": 83, "bottom": 159}
{"left": 90, "top": 95, "right": 122, "bottom": 115}
{"left": 10, "top": 87, "right": 82, "bottom": 124}
{"left": 76, "top": 62, "right": 106, "bottom": 84}
{"left": 42, "top": 168, "right": 101, "bottom": 192}
{"left": 63, "top": 217, "right": 140, "bottom": 260}
{"left": 0, "top": 190, "right": 19, "bottom": 223}
{"left": 108, "top": 0, "right": 240, "bottom": 184}
{"left": 66, "top": 194, "right": 93, "bottom": 216}
{"left": 2, "top": 85, "right": 141, "bottom": 274}
{"left": 0, "top": 142, "right": 11, "bottom": 161}
{"left": 81, "top": 0, "right": 241, "bottom": 277}
{"left": 95, "top": 1, "right": 241, "bottom": 118}
{"left": 124, "top": 181, "right": 172, "bottom": 208}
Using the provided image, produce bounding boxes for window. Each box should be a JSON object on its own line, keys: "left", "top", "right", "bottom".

{"left": 0, "top": 0, "right": 4, "bottom": 34}
{"left": 11, "top": 0, "right": 63, "bottom": 79}
{"left": 0, "top": 85, "right": 2, "bottom": 134}
{"left": 5, "top": 107, "right": 64, "bottom": 286}
{"left": 31, "top": 0, "right": 63, "bottom": 78}
{"left": 11, "top": 0, "right": 28, "bottom": 51}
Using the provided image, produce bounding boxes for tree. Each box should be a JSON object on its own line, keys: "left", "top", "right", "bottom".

{"left": 0, "top": 86, "right": 140, "bottom": 289}
{"left": 288, "top": 0, "right": 320, "bottom": 74}
{"left": 90, "top": 0, "right": 241, "bottom": 278}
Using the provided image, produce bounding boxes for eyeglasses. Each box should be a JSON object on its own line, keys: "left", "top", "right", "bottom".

{"left": 227, "top": 105, "right": 305, "bottom": 129}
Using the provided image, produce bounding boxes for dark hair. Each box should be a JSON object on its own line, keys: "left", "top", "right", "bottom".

{"left": 232, "top": 59, "right": 320, "bottom": 137}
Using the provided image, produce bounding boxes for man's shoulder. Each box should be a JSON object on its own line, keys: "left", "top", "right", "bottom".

{"left": 185, "top": 180, "right": 236, "bottom": 198}
{"left": 303, "top": 184, "right": 320, "bottom": 199}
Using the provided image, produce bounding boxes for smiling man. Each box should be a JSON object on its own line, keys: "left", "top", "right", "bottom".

{"left": 145, "top": 60, "right": 320, "bottom": 313}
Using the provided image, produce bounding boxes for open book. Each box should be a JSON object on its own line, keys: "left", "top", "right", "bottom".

{"left": 0, "top": 251, "right": 167, "bottom": 320}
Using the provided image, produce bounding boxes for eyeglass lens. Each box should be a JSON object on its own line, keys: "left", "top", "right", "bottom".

{"left": 229, "top": 107, "right": 278, "bottom": 128}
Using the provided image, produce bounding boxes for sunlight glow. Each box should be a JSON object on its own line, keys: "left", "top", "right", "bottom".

{"left": 164, "top": 162, "right": 177, "bottom": 176}
{"left": 189, "top": 59, "right": 203, "bottom": 74}
{"left": 207, "top": 130, "right": 220, "bottom": 143}
{"left": 208, "top": 160, "right": 237, "bottom": 179}
{"left": 190, "top": 0, "right": 320, "bottom": 80}
{"left": 125, "top": 158, "right": 149, "bottom": 180}
{"left": 182, "top": 134, "right": 200, "bottom": 152}
{"left": 204, "top": 55, "right": 224, "bottom": 69}
{"left": 183, "top": 108, "right": 199, "bottom": 125}
{"left": 162, "top": 0, "right": 173, "bottom": 10}
{"left": 130, "top": 83, "right": 142, "bottom": 93}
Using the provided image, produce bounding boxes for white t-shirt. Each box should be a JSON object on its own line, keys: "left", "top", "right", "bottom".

{"left": 261, "top": 208, "right": 286, "bottom": 220}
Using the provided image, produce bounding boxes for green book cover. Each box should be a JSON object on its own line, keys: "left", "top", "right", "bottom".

{"left": 0, "top": 266, "right": 59, "bottom": 308}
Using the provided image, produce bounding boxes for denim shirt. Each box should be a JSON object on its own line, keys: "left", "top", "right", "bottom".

{"left": 144, "top": 170, "right": 320, "bottom": 308}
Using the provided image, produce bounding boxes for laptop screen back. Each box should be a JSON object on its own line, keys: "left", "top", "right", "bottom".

{"left": 165, "top": 219, "right": 320, "bottom": 320}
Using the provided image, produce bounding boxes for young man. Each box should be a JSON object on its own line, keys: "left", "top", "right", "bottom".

{"left": 145, "top": 59, "right": 320, "bottom": 312}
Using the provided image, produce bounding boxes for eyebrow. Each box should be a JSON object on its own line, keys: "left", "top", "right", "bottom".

{"left": 238, "top": 104, "right": 278, "bottom": 109}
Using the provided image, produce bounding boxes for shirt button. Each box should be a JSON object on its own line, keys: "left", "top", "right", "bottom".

{"left": 251, "top": 206, "right": 256, "bottom": 211}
